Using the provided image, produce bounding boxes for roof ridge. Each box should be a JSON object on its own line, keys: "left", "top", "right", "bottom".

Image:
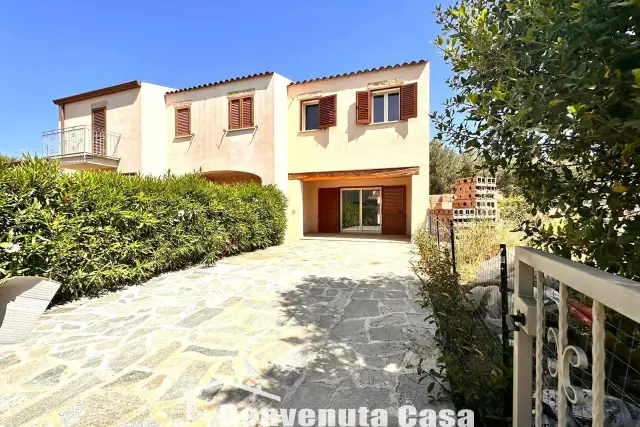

{"left": 166, "top": 71, "right": 274, "bottom": 95}
{"left": 288, "top": 59, "right": 428, "bottom": 86}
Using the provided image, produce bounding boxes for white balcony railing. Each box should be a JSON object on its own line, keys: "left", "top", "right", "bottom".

{"left": 512, "top": 247, "right": 640, "bottom": 426}
{"left": 42, "top": 125, "right": 121, "bottom": 158}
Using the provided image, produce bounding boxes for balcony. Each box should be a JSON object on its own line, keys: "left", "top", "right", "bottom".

{"left": 41, "top": 125, "right": 121, "bottom": 170}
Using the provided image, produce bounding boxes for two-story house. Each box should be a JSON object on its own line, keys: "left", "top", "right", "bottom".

{"left": 43, "top": 60, "right": 429, "bottom": 241}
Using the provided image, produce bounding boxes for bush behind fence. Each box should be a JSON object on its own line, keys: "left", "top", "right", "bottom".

{"left": 415, "top": 216, "right": 514, "bottom": 425}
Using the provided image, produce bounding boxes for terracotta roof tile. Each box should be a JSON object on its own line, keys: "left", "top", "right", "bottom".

{"left": 166, "top": 72, "right": 274, "bottom": 94}
{"left": 288, "top": 60, "right": 428, "bottom": 86}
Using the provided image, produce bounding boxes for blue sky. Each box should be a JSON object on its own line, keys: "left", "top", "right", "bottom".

{"left": 0, "top": 0, "right": 454, "bottom": 157}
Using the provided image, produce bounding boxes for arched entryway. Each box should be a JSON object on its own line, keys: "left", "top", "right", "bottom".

{"left": 200, "top": 170, "right": 262, "bottom": 185}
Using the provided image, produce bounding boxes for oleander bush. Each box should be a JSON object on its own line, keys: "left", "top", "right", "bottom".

{"left": 0, "top": 157, "right": 287, "bottom": 304}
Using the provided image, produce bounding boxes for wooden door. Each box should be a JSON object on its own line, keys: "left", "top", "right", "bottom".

{"left": 92, "top": 107, "right": 107, "bottom": 156}
{"left": 318, "top": 188, "right": 340, "bottom": 233}
{"left": 382, "top": 186, "right": 406, "bottom": 235}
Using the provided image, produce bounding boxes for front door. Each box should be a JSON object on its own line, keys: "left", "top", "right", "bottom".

{"left": 340, "top": 188, "right": 382, "bottom": 233}
{"left": 382, "top": 186, "right": 406, "bottom": 235}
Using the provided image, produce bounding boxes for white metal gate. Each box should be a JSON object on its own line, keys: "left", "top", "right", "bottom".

{"left": 512, "top": 247, "right": 640, "bottom": 426}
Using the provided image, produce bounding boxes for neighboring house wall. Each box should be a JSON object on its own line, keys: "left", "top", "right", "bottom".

{"left": 140, "top": 83, "right": 175, "bottom": 176}
{"left": 164, "top": 75, "right": 281, "bottom": 187}
{"left": 61, "top": 88, "right": 143, "bottom": 174}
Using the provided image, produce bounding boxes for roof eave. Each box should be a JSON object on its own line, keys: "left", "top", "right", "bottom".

{"left": 52, "top": 80, "right": 142, "bottom": 106}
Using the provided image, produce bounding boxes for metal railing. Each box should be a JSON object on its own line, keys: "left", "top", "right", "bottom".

{"left": 512, "top": 247, "right": 640, "bottom": 426}
{"left": 42, "top": 125, "right": 121, "bottom": 158}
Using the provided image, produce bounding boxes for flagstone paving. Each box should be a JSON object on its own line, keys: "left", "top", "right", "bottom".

{"left": 0, "top": 238, "right": 451, "bottom": 426}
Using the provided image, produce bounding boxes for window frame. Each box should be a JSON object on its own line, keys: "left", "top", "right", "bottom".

{"left": 301, "top": 98, "right": 320, "bottom": 131}
{"left": 175, "top": 106, "right": 191, "bottom": 137}
{"left": 371, "top": 88, "right": 401, "bottom": 124}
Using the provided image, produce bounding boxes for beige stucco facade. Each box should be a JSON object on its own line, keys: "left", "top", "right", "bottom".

{"left": 285, "top": 62, "right": 430, "bottom": 237}
{"left": 163, "top": 73, "right": 290, "bottom": 188}
{"left": 59, "top": 83, "right": 174, "bottom": 174}
{"left": 49, "top": 61, "right": 429, "bottom": 241}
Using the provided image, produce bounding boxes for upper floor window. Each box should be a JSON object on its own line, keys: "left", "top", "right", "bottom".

{"left": 299, "top": 95, "right": 337, "bottom": 131}
{"left": 302, "top": 100, "right": 319, "bottom": 131}
{"left": 175, "top": 107, "right": 191, "bottom": 136}
{"left": 372, "top": 90, "right": 400, "bottom": 123}
{"left": 356, "top": 82, "right": 418, "bottom": 125}
{"left": 228, "top": 96, "right": 254, "bottom": 130}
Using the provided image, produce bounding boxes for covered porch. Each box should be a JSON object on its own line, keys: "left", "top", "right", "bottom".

{"left": 286, "top": 166, "right": 427, "bottom": 241}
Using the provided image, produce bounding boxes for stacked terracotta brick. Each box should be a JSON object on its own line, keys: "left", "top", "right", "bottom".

{"left": 452, "top": 176, "right": 498, "bottom": 223}
{"left": 429, "top": 177, "right": 498, "bottom": 223}
{"left": 428, "top": 194, "right": 454, "bottom": 221}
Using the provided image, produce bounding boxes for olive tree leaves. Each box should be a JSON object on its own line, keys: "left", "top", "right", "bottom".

{"left": 432, "top": 0, "right": 640, "bottom": 279}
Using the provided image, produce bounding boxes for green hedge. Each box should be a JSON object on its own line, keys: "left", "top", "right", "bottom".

{"left": 0, "top": 157, "right": 287, "bottom": 304}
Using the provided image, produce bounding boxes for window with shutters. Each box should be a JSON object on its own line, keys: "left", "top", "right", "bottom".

{"left": 299, "top": 94, "right": 336, "bottom": 131}
{"left": 356, "top": 82, "right": 418, "bottom": 125}
{"left": 175, "top": 107, "right": 191, "bottom": 137}
{"left": 228, "top": 96, "right": 254, "bottom": 130}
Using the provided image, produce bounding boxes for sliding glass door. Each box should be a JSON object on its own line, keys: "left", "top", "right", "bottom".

{"left": 340, "top": 187, "right": 382, "bottom": 233}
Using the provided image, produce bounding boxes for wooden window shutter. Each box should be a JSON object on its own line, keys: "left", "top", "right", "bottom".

{"left": 299, "top": 101, "right": 303, "bottom": 131}
{"left": 175, "top": 107, "right": 190, "bottom": 136}
{"left": 356, "top": 91, "right": 370, "bottom": 124}
{"left": 92, "top": 107, "right": 107, "bottom": 155}
{"left": 241, "top": 96, "right": 254, "bottom": 128}
{"left": 229, "top": 99, "right": 241, "bottom": 130}
{"left": 92, "top": 107, "right": 106, "bottom": 130}
{"left": 318, "top": 94, "right": 337, "bottom": 129}
{"left": 400, "top": 83, "right": 418, "bottom": 120}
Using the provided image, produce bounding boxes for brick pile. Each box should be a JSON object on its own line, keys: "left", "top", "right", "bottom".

{"left": 429, "top": 177, "right": 498, "bottom": 224}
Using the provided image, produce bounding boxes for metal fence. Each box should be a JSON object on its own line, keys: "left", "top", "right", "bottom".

{"left": 425, "top": 215, "right": 640, "bottom": 426}
{"left": 425, "top": 214, "right": 515, "bottom": 418}
{"left": 42, "top": 125, "right": 121, "bottom": 158}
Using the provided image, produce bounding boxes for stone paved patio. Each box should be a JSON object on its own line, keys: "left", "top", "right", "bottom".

{"left": 0, "top": 238, "right": 450, "bottom": 426}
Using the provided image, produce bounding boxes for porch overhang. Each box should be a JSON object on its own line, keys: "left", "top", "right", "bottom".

{"left": 288, "top": 166, "right": 420, "bottom": 182}
{"left": 50, "top": 153, "right": 120, "bottom": 170}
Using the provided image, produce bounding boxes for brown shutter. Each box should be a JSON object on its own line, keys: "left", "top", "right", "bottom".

{"left": 299, "top": 101, "right": 303, "bottom": 131}
{"left": 400, "top": 83, "right": 418, "bottom": 120}
{"left": 241, "top": 96, "right": 254, "bottom": 128}
{"left": 92, "top": 107, "right": 106, "bottom": 130}
{"left": 318, "top": 188, "right": 340, "bottom": 233}
{"left": 382, "top": 186, "right": 407, "bottom": 235}
{"left": 92, "top": 107, "right": 106, "bottom": 155}
{"left": 318, "top": 94, "right": 337, "bottom": 129}
{"left": 356, "top": 91, "right": 370, "bottom": 124}
{"left": 229, "top": 99, "right": 241, "bottom": 129}
{"left": 175, "top": 107, "right": 190, "bottom": 136}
